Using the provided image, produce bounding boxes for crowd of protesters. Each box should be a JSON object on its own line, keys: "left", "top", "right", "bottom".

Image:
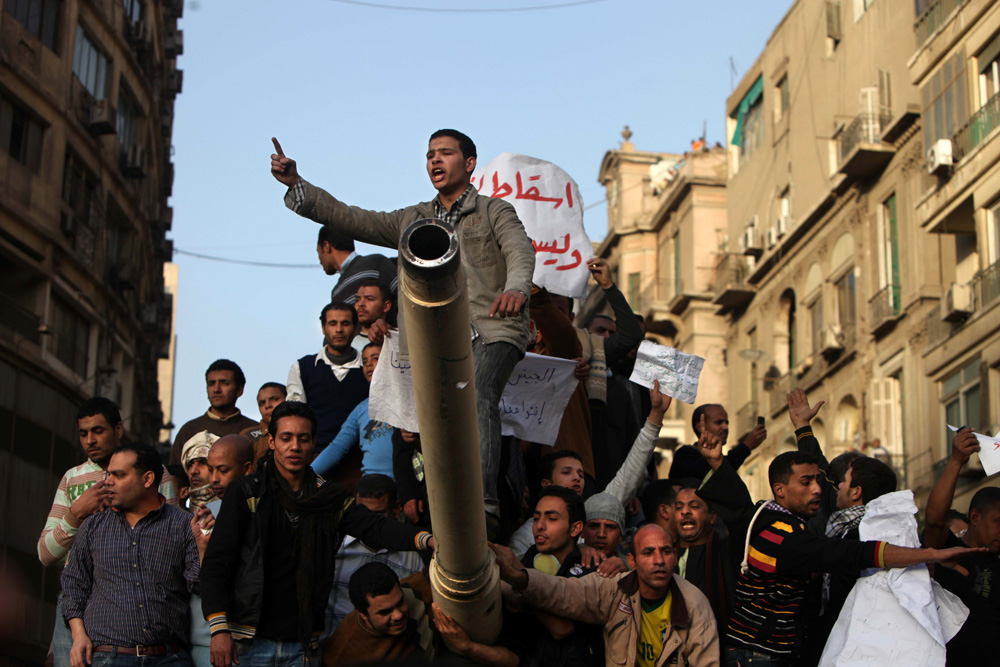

{"left": 35, "top": 129, "right": 999, "bottom": 667}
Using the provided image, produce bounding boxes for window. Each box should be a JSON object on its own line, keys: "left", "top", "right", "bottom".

{"left": 50, "top": 294, "right": 90, "bottom": 377}
{"left": 73, "top": 25, "right": 111, "bottom": 99}
{"left": 978, "top": 32, "right": 1000, "bottom": 105}
{"left": 853, "top": 0, "right": 876, "bottom": 22}
{"left": 921, "top": 52, "right": 967, "bottom": 148}
{"left": 836, "top": 270, "right": 856, "bottom": 327}
{"left": 942, "top": 356, "right": 981, "bottom": 443}
{"left": 989, "top": 199, "right": 1000, "bottom": 265}
{"left": 628, "top": 272, "right": 640, "bottom": 309}
{"left": 877, "top": 194, "right": 901, "bottom": 316}
{"left": 62, "top": 151, "right": 99, "bottom": 266}
{"left": 809, "top": 298, "right": 823, "bottom": 355}
{"left": 731, "top": 76, "right": 764, "bottom": 163}
{"left": 0, "top": 93, "right": 44, "bottom": 173}
{"left": 4, "top": 0, "right": 60, "bottom": 52}
{"left": 673, "top": 234, "right": 681, "bottom": 293}
{"left": 777, "top": 75, "right": 790, "bottom": 118}
{"left": 116, "top": 85, "right": 140, "bottom": 150}
{"left": 123, "top": 0, "right": 143, "bottom": 25}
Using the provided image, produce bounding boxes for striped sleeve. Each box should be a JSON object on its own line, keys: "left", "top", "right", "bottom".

{"left": 37, "top": 473, "right": 77, "bottom": 566}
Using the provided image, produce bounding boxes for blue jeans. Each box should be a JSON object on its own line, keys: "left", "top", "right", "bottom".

{"left": 237, "top": 639, "right": 305, "bottom": 667}
{"left": 189, "top": 646, "right": 211, "bottom": 667}
{"left": 472, "top": 338, "right": 521, "bottom": 515}
{"left": 90, "top": 648, "right": 192, "bottom": 667}
{"left": 52, "top": 595, "right": 73, "bottom": 667}
{"left": 722, "top": 647, "right": 793, "bottom": 667}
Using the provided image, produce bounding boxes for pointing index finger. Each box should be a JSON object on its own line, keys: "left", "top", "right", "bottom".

{"left": 271, "top": 137, "right": 285, "bottom": 157}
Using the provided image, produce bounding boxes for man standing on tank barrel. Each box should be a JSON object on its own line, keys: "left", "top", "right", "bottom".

{"left": 270, "top": 130, "right": 535, "bottom": 533}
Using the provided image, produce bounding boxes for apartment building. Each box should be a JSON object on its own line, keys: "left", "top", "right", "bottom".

{"left": 0, "top": 0, "right": 181, "bottom": 661}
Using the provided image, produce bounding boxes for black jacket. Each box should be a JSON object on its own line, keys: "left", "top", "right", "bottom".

{"left": 199, "top": 462, "right": 427, "bottom": 643}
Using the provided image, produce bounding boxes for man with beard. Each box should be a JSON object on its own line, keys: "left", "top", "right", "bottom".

{"left": 287, "top": 302, "right": 368, "bottom": 455}
{"left": 38, "top": 398, "right": 176, "bottom": 667}
{"left": 724, "top": 391, "right": 987, "bottom": 667}
{"left": 181, "top": 431, "right": 221, "bottom": 509}
{"left": 353, "top": 279, "right": 394, "bottom": 351}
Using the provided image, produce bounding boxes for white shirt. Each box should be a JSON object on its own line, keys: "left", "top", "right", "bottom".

{"left": 286, "top": 346, "right": 364, "bottom": 402}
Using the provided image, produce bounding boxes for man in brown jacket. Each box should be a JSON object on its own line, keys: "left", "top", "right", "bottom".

{"left": 492, "top": 524, "right": 719, "bottom": 667}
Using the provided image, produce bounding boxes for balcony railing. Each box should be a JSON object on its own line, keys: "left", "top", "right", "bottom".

{"left": 952, "top": 92, "right": 1000, "bottom": 162}
{"left": 973, "top": 260, "right": 1000, "bottom": 311}
{"left": 869, "top": 283, "right": 901, "bottom": 335}
{"left": 0, "top": 292, "right": 41, "bottom": 344}
{"left": 712, "top": 253, "right": 755, "bottom": 310}
{"left": 915, "top": 0, "right": 967, "bottom": 47}
{"left": 838, "top": 111, "right": 895, "bottom": 176}
{"left": 735, "top": 401, "right": 759, "bottom": 438}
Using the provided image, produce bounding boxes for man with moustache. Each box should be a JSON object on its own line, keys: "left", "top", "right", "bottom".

{"left": 353, "top": 279, "right": 394, "bottom": 351}
{"left": 492, "top": 523, "right": 720, "bottom": 667}
{"left": 39, "top": 398, "right": 176, "bottom": 667}
{"left": 181, "top": 431, "right": 220, "bottom": 509}
{"left": 287, "top": 302, "right": 368, "bottom": 455}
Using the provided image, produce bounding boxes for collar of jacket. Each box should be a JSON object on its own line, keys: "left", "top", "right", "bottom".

{"left": 414, "top": 186, "right": 481, "bottom": 221}
{"left": 616, "top": 571, "right": 692, "bottom": 628}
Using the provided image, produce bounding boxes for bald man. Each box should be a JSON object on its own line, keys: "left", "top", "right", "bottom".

{"left": 207, "top": 434, "right": 254, "bottom": 500}
{"left": 188, "top": 435, "right": 253, "bottom": 667}
{"left": 492, "top": 524, "right": 720, "bottom": 666}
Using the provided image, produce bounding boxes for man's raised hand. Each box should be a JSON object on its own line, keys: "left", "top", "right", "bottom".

{"left": 270, "top": 137, "right": 299, "bottom": 187}
{"left": 696, "top": 413, "right": 723, "bottom": 470}
{"left": 648, "top": 380, "right": 671, "bottom": 426}
{"left": 950, "top": 426, "right": 980, "bottom": 466}
{"left": 787, "top": 387, "right": 824, "bottom": 430}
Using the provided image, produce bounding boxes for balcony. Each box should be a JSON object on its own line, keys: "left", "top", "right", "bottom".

{"left": 869, "top": 284, "right": 902, "bottom": 336}
{"left": 952, "top": 92, "right": 1000, "bottom": 163}
{"left": 972, "top": 260, "right": 1000, "bottom": 311}
{"left": 712, "top": 253, "right": 756, "bottom": 311}
{"left": 638, "top": 279, "right": 675, "bottom": 321}
{"left": 838, "top": 112, "right": 896, "bottom": 177}
{"left": 915, "top": 0, "right": 967, "bottom": 48}
{"left": 0, "top": 292, "right": 41, "bottom": 344}
{"left": 735, "top": 401, "right": 759, "bottom": 439}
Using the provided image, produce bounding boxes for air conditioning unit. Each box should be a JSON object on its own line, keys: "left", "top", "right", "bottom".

{"left": 776, "top": 214, "right": 791, "bottom": 237}
{"left": 123, "top": 144, "right": 146, "bottom": 178}
{"left": 740, "top": 222, "right": 763, "bottom": 257}
{"left": 165, "top": 70, "right": 183, "bottom": 97}
{"left": 164, "top": 28, "right": 184, "bottom": 58}
{"left": 766, "top": 227, "right": 779, "bottom": 249}
{"left": 87, "top": 99, "right": 117, "bottom": 136}
{"left": 941, "top": 282, "right": 973, "bottom": 322}
{"left": 927, "top": 138, "right": 953, "bottom": 174}
{"left": 821, "top": 324, "right": 845, "bottom": 355}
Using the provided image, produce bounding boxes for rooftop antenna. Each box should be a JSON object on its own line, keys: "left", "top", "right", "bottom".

{"left": 729, "top": 56, "right": 738, "bottom": 91}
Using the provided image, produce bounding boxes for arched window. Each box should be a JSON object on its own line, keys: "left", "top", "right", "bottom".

{"left": 775, "top": 289, "right": 796, "bottom": 375}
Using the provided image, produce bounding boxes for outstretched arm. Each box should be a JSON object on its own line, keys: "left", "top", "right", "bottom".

{"left": 924, "top": 427, "right": 979, "bottom": 549}
{"left": 603, "top": 382, "right": 670, "bottom": 503}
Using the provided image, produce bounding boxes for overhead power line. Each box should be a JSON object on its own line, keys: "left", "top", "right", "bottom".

{"left": 326, "top": 0, "right": 608, "bottom": 12}
{"left": 174, "top": 248, "right": 317, "bottom": 268}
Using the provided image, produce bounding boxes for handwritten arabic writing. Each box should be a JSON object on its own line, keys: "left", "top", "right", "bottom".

{"left": 369, "top": 334, "right": 579, "bottom": 445}
{"left": 472, "top": 153, "right": 592, "bottom": 298}
{"left": 628, "top": 340, "right": 705, "bottom": 405}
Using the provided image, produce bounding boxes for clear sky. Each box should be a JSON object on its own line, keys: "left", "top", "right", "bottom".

{"left": 165, "top": 0, "right": 794, "bottom": 436}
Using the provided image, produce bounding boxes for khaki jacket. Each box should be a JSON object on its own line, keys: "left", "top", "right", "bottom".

{"left": 517, "top": 570, "right": 719, "bottom": 667}
{"left": 287, "top": 181, "right": 535, "bottom": 354}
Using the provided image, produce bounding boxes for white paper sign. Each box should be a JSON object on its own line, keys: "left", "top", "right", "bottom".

{"left": 369, "top": 332, "right": 578, "bottom": 445}
{"left": 628, "top": 340, "right": 705, "bottom": 404}
{"left": 472, "top": 153, "right": 593, "bottom": 298}
{"left": 368, "top": 333, "right": 419, "bottom": 433}
{"left": 947, "top": 424, "right": 1000, "bottom": 476}
{"left": 499, "top": 355, "right": 578, "bottom": 445}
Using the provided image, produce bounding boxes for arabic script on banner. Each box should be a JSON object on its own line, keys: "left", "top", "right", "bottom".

{"left": 628, "top": 340, "right": 705, "bottom": 404}
{"left": 472, "top": 153, "right": 593, "bottom": 298}
{"left": 369, "top": 332, "right": 578, "bottom": 445}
